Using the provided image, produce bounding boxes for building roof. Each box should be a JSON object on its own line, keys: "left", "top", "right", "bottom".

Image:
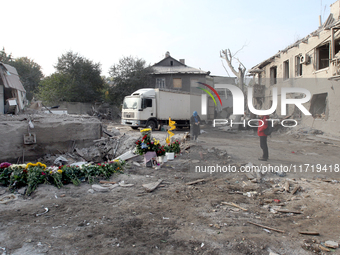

{"left": 249, "top": 12, "right": 339, "bottom": 73}
{"left": 151, "top": 55, "right": 209, "bottom": 75}
{"left": 0, "top": 62, "right": 26, "bottom": 92}
{"left": 151, "top": 65, "right": 209, "bottom": 75}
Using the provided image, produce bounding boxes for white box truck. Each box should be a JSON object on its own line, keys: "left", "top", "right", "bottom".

{"left": 121, "top": 88, "right": 214, "bottom": 130}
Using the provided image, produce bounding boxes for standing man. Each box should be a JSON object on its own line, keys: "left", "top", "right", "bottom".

{"left": 258, "top": 115, "right": 269, "bottom": 161}
{"left": 190, "top": 111, "right": 200, "bottom": 141}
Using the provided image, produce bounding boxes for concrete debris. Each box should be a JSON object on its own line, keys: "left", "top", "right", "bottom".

{"left": 114, "top": 150, "right": 137, "bottom": 161}
{"left": 54, "top": 156, "right": 68, "bottom": 166}
{"left": 143, "top": 179, "right": 163, "bottom": 192}
{"left": 102, "top": 184, "right": 119, "bottom": 189}
{"left": 70, "top": 134, "right": 137, "bottom": 163}
{"left": 119, "top": 181, "right": 134, "bottom": 187}
{"left": 91, "top": 185, "right": 109, "bottom": 192}
{"left": 325, "top": 240, "right": 339, "bottom": 249}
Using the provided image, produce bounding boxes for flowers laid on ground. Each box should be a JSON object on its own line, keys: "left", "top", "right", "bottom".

{"left": 164, "top": 140, "right": 181, "bottom": 154}
{"left": 135, "top": 128, "right": 163, "bottom": 155}
{"left": 170, "top": 140, "right": 181, "bottom": 154}
{"left": 135, "top": 128, "right": 182, "bottom": 157}
{"left": 0, "top": 160, "right": 125, "bottom": 196}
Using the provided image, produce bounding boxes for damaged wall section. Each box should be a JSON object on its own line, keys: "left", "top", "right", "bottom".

{"left": 0, "top": 114, "right": 102, "bottom": 162}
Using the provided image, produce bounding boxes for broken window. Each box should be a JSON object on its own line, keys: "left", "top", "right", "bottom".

{"left": 156, "top": 78, "right": 165, "bottom": 88}
{"left": 316, "top": 44, "right": 330, "bottom": 70}
{"left": 270, "top": 66, "right": 277, "bottom": 85}
{"left": 334, "top": 38, "right": 340, "bottom": 57}
{"left": 173, "top": 78, "right": 182, "bottom": 88}
{"left": 283, "top": 60, "right": 289, "bottom": 80}
{"left": 295, "top": 55, "right": 303, "bottom": 76}
{"left": 309, "top": 93, "right": 328, "bottom": 118}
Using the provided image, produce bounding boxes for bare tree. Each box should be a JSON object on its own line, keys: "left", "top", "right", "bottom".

{"left": 220, "top": 48, "right": 246, "bottom": 93}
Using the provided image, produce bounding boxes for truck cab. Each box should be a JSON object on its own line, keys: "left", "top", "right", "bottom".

{"left": 121, "top": 89, "right": 157, "bottom": 129}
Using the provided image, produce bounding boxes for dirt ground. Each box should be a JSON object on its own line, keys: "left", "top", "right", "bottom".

{"left": 1, "top": 123, "right": 340, "bottom": 255}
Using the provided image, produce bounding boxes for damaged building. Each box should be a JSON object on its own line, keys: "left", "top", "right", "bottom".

{"left": 249, "top": 0, "right": 340, "bottom": 136}
{"left": 0, "top": 62, "right": 27, "bottom": 114}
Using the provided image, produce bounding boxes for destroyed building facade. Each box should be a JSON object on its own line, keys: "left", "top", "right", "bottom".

{"left": 0, "top": 62, "right": 27, "bottom": 114}
{"left": 249, "top": 0, "right": 340, "bottom": 136}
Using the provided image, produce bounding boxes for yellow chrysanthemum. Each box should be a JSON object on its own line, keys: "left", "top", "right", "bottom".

{"left": 140, "top": 128, "right": 151, "bottom": 132}
{"left": 26, "top": 162, "right": 34, "bottom": 169}
{"left": 57, "top": 170, "right": 62, "bottom": 174}
{"left": 50, "top": 171, "right": 53, "bottom": 174}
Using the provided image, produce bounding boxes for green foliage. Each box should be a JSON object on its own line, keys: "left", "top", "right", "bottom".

{"left": 37, "top": 73, "right": 76, "bottom": 104}
{"left": 0, "top": 47, "right": 13, "bottom": 63}
{"left": 108, "top": 56, "right": 153, "bottom": 106}
{"left": 38, "top": 51, "right": 105, "bottom": 103}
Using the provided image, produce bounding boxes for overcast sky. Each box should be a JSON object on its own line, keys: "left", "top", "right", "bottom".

{"left": 2, "top": 0, "right": 336, "bottom": 77}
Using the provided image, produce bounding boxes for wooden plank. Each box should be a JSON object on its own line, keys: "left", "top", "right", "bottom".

{"left": 298, "top": 231, "right": 319, "bottom": 235}
{"left": 221, "top": 202, "right": 248, "bottom": 211}
{"left": 247, "top": 221, "right": 285, "bottom": 233}
{"left": 185, "top": 179, "right": 206, "bottom": 185}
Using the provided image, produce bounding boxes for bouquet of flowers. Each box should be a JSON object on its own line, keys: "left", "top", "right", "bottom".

{"left": 26, "top": 162, "right": 48, "bottom": 196}
{"left": 155, "top": 145, "right": 166, "bottom": 156}
{"left": 47, "top": 166, "right": 63, "bottom": 188}
{"left": 169, "top": 140, "right": 181, "bottom": 154}
{"left": 135, "top": 128, "right": 162, "bottom": 155}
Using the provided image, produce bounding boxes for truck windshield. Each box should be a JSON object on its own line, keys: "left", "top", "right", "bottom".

{"left": 123, "top": 97, "right": 139, "bottom": 110}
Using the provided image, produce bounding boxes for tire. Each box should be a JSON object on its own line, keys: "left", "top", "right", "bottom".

{"left": 131, "top": 127, "right": 138, "bottom": 130}
{"left": 146, "top": 120, "right": 157, "bottom": 131}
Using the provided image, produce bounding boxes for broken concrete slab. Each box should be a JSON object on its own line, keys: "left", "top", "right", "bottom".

{"left": 0, "top": 114, "right": 102, "bottom": 162}
{"left": 143, "top": 179, "right": 163, "bottom": 192}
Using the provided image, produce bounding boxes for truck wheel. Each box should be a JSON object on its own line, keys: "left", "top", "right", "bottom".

{"left": 146, "top": 120, "right": 157, "bottom": 131}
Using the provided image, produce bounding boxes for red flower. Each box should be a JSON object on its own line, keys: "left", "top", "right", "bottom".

{"left": 147, "top": 142, "right": 150, "bottom": 145}
{"left": 59, "top": 165, "right": 63, "bottom": 169}
{"left": 23, "top": 169, "right": 27, "bottom": 173}
{"left": 41, "top": 172, "right": 46, "bottom": 175}
{"left": 98, "top": 163, "right": 101, "bottom": 166}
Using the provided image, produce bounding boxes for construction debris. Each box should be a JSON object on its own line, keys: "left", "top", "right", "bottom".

{"left": 221, "top": 202, "right": 248, "bottom": 211}
{"left": 143, "top": 179, "right": 163, "bottom": 192}
{"left": 185, "top": 179, "right": 206, "bottom": 185}
{"left": 247, "top": 221, "right": 285, "bottom": 233}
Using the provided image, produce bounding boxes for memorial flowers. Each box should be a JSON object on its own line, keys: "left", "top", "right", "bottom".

{"left": 0, "top": 159, "right": 125, "bottom": 195}
{"left": 135, "top": 128, "right": 162, "bottom": 155}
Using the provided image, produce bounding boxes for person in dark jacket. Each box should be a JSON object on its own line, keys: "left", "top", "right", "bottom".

{"left": 190, "top": 111, "right": 200, "bottom": 141}
{"left": 258, "top": 115, "right": 269, "bottom": 161}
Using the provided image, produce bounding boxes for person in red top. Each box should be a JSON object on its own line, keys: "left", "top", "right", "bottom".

{"left": 258, "top": 115, "right": 269, "bottom": 161}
